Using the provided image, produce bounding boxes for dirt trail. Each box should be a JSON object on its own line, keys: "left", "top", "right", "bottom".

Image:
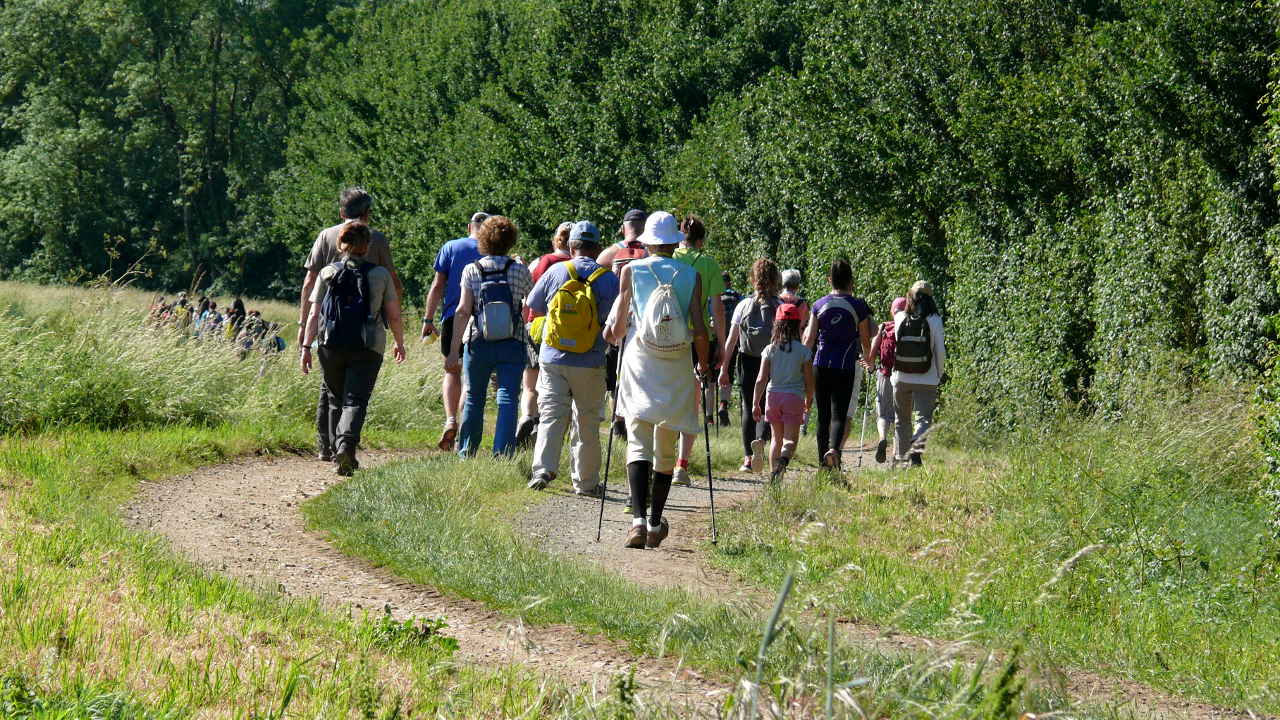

{"left": 123, "top": 447, "right": 1260, "bottom": 720}
{"left": 122, "top": 452, "right": 725, "bottom": 712}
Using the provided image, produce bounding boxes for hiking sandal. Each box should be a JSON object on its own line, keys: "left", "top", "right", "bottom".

{"left": 437, "top": 422, "right": 457, "bottom": 452}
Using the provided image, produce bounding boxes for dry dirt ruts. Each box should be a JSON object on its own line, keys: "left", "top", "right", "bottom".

{"left": 122, "top": 452, "right": 725, "bottom": 712}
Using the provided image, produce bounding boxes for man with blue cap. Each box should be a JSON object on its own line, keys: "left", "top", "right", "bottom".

{"left": 524, "top": 220, "right": 620, "bottom": 496}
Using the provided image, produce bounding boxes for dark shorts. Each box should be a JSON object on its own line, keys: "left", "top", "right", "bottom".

{"left": 439, "top": 316, "right": 456, "bottom": 358}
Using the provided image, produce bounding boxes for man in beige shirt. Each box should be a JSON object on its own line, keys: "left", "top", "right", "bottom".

{"left": 297, "top": 187, "right": 403, "bottom": 461}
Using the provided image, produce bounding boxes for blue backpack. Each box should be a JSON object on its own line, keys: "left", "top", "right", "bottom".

{"left": 816, "top": 294, "right": 860, "bottom": 353}
{"left": 321, "top": 260, "right": 377, "bottom": 350}
{"left": 474, "top": 258, "right": 517, "bottom": 341}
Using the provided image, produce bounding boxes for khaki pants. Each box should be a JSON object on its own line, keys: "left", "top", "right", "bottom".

{"left": 532, "top": 363, "right": 606, "bottom": 491}
{"left": 893, "top": 381, "right": 937, "bottom": 459}
{"left": 625, "top": 417, "right": 681, "bottom": 474}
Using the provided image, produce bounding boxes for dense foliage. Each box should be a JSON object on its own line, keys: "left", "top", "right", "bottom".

{"left": 0, "top": 0, "right": 1275, "bottom": 427}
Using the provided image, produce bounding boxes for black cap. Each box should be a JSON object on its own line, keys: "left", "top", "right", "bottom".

{"left": 622, "top": 208, "right": 646, "bottom": 224}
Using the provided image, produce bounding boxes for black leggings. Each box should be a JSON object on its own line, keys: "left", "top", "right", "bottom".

{"left": 815, "top": 366, "right": 856, "bottom": 460}
{"left": 737, "top": 353, "right": 772, "bottom": 457}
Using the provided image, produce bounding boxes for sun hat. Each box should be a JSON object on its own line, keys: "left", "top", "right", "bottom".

{"left": 568, "top": 220, "right": 601, "bottom": 248}
{"left": 470, "top": 211, "right": 490, "bottom": 225}
{"left": 637, "top": 211, "right": 684, "bottom": 246}
{"left": 892, "top": 297, "right": 909, "bottom": 313}
{"left": 775, "top": 302, "right": 804, "bottom": 322}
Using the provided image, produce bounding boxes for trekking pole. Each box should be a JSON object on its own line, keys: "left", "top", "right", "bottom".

{"left": 597, "top": 338, "right": 625, "bottom": 543}
{"left": 700, "top": 374, "right": 719, "bottom": 544}
{"left": 858, "top": 365, "right": 871, "bottom": 469}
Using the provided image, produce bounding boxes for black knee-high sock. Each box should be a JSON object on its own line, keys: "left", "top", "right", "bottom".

{"left": 650, "top": 471, "right": 673, "bottom": 526}
{"left": 627, "top": 461, "right": 651, "bottom": 522}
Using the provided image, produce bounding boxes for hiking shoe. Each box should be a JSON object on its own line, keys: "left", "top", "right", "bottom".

{"left": 738, "top": 459, "right": 752, "bottom": 473}
{"left": 769, "top": 457, "right": 790, "bottom": 485}
{"left": 514, "top": 417, "right": 538, "bottom": 450}
{"left": 749, "top": 440, "right": 766, "bottom": 473}
{"left": 317, "top": 451, "right": 333, "bottom": 463}
{"left": 625, "top": 524, "right": 647, "bottom": 549}
{"left": 822, "top": 449, "right": 840, "bottom": 470}
{"left": 527, "top": 471, "right": 553, "bottom": 491}
{"left": 645, "top": 519, "right": 670, "bottom": 549}
{"left": 875, "top": 440, "right": 887, "bottom": 464}
{"left": 334, "top": 451, "right": 358, "bottom": 477}
{"left": 575, "top": 485, "right": 604, "bottom": 499}
{"left": 909, "top": 452, "right": 923, "bottom": 467}
{"left": 718, "top": 402, "right": 731, "bottom": 427}
{"left": 437, "top": 422, "right": 457, "bottom": 452}
{"left": 672, "top": 466, "right": 692, "bottom": 487}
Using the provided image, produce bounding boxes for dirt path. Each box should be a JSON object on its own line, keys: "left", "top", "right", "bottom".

{"left": 123, "top": 446, "right": 1260, "bottom": 720}
{"left": 122, "top": 452, "right": 725, "bottom": 713}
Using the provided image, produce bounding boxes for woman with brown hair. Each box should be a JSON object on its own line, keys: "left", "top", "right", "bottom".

{"left": 301, "top": 221, "right": 407, "bottom": 476}
{"left": 446, "top": 215, "right": 533, "bottom": 457}
{"left": 719, "top": 258, "right": 781, "bottom": 473}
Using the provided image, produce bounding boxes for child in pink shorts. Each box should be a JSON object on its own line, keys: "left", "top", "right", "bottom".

{"left": 752, "top": 303, "right": 815, "bottom": 483}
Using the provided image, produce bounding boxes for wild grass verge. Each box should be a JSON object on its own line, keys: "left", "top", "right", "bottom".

{"left": 710, "top": 389, "right": 1276, "bottom": 713}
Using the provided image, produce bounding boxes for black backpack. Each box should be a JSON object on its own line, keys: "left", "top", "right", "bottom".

{"left": 321, "top": 260, "right": 377, "bottom": 350}
{"left": 894, "top": 313, "right": 933, "bottom": 374}
{"left": 739, "top": 296, "right": 780, "bottom": 357}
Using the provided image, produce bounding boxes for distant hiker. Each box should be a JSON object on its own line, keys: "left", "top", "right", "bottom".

{"left": 298, "top": 188, "right": 403, "bottom": 463}
{"left": 892, "top": 281, "right": 945, "bottom": 467}
{"left": 525, "top": 221, "right": 619, "bottom": 495}
{"left": 780, "top": 268, "right": 810, "bottom": 334}
{"left": 719, "top": 259, "right": 780, "bottom": 473}
{"left": 300, "top": 221, "right": 407, "bottom": 476}
{"left": 752, "top": 303, "right": 815, "bottom": 484}
{"left": 717, "top": 271, "right": 743, "bottom": 427}
{"left": 604, "top": 211, "right": 710, "bottom": 550}
{"left": 671, "top": 214, "right": 726, "bottom": 487}
{"left": 516, "top": 221, "right": 575, "bottom": 449}
{"left": 867, "top": 297, "right": 909, "bottom": 463}
{"left": 598, "top": 208, "right": 650, "bottom": 438}
{"left": 445, "top": 216, "right": 532, "bottom": 458}
{"left": 802, "top": 259, "right": 873, "bottom": 469}
{"left": 423, "top": 211, "right": 489, "bottom": 451}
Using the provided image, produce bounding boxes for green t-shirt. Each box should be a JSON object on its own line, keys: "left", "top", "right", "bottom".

{"left": 673, "top": 246, "right": 726, "bottom": 332}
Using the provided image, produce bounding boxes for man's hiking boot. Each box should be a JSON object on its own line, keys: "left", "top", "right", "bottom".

{"left": 527, "top": 471, "right": 553, "bottom": 491}
{"left": 672, "top": 466, "right": 691, "bottom": 487}
{"left": 718, "top": 402, "right": 731, "bottom": 427}
{"left": 514, "top": 417, "right": 538, "bottom": 450}
{"left": 625, "top": 524, "right": 647, "bottom": 549}
{"left": 645, "top": 518, "right": 670, "bottom": 549}
{"left": 875, "top": 440, "right": 888, "bottom": 464}
{"left": 909, "top": 452, "right": 923, "bottom": 467}
{"left": 749, "top": 439, "right": 766, "bottom": 473}
{"left": 575, "top": 485, "right": 604, "bottom": 499}
{"left": 334, "top": 451, "right": 358, "bottom": 477}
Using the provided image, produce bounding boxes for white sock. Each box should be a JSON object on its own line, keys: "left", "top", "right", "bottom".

{"left": 631, "top": 517, "right": 645, "bottom": 528}
{"left": 647, "top": 520, "right": 663, "bottom": 532}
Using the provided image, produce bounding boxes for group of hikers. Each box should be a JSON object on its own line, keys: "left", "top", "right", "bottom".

{"left": 296, "top": 188, "right": 946, "bottom": 549}
{"left": 148, "top": 292, "right": 286, "bottom": 357}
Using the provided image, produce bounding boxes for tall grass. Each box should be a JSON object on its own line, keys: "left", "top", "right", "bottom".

{"left": 0, "top": 282, "right": 441, "bottom": 436}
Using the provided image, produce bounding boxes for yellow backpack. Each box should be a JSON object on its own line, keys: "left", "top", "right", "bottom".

{"left": 543, "top": 261, "right": 608, "bottom": 353}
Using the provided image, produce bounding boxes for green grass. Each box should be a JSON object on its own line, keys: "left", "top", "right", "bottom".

{"left": 708, "top": 390, "right": 1278, "bottom": 712}
{"left": 305, "top": 446, "right": 1088, "bottom": 719}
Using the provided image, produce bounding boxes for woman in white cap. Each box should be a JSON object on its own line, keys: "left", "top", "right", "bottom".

{"left": 605, "top": 211, "right": 711, "bottom": 549}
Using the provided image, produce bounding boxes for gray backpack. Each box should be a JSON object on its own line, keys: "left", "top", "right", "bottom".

{"left": 738, "top": 296, "right": 779, "bottom": 357}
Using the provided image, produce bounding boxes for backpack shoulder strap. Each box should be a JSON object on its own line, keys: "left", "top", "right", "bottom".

{"left": 586, "top": 266, "right": 608, "bottom": 283}
{"left": 563, "top": 260, "right": 579, "bottom": 282}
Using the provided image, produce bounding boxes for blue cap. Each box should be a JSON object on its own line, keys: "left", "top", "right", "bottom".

{"left": 568, "top": 220, "right": 601, "bottom": 248}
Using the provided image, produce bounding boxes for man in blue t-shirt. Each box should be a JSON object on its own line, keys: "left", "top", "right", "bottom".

{"left": 423, "top": 211, "right": 488, "bottom": 451}
{"left": 524, "top": 221, "right": 619, "bottom": 495}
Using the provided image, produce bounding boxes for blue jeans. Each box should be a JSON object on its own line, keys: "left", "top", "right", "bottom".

{"left": 458, "top": 338, "right": 526, "bottom": 457}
